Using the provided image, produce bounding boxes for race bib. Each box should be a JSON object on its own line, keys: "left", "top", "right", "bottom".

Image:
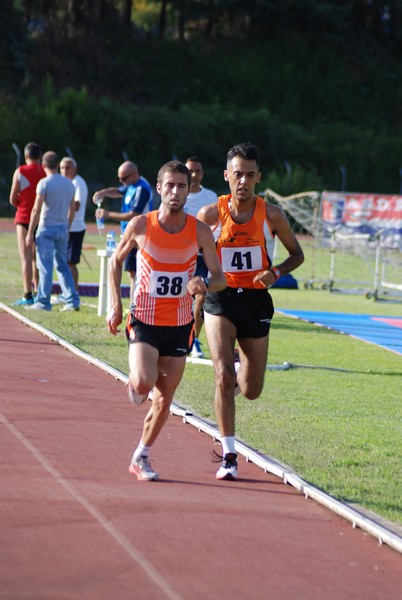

{"left": 221, "top": 246, "right": 263, "bottom": 272}
{"left": 149, "top": 269, "right": 189, "bottom": 298}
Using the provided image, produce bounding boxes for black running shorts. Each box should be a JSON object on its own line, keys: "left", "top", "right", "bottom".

{"left": 204, "top": 286, "right": 274, "bottom": 338}
{"left": 126, "top": 314, "right": 195, "bottom": 357}
{"left": 67, "top": 229, "right": 85, "bottom": 264}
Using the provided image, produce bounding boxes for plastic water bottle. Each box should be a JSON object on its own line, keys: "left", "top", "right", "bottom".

{"left": 106, "top": 230, "right": 116, "bottom": 252}
{"left": 96, "top": 201, "right": 105, "bottom": 232}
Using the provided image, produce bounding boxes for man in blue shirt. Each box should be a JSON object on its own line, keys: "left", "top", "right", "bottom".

{"left": 93, "top": 161, "right": 153, "bottom": 300}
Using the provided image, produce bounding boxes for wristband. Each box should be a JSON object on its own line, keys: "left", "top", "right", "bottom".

{"left": 201, "top": 275, "right": 209, "bottom": 288}
{"left": 270, "top": 267, "right": 281, "bottom": 281}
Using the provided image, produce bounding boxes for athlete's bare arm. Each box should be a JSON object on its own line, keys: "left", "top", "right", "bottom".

{"left": 196, "top": 202, "right": 219, "bottom": 229}
{"left": 9, "top": 170, "right": 20, "bottom": 207}
{"left": 253, "top": 202, "right": 304, "bottom": 288}
{"left": 187, "top": 220, "right": 226, "bottom": 296}
{"left": 107, "top": 215, "right": 145, "bottom": 335}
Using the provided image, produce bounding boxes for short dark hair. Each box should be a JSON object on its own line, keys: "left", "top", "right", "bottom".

{"left": 157, "top": 160, "right": 191, "bottom": 187}
{"left": 24, "top": 143, "right": 42, "bottom": 160}
{"left": 185, "top": 156, "right": 200, "bottom": 164}
{"left": 227, "top": 143, "right": 260, "bottom": 168}
{"left": 42, "top": 151, "right": 59, "bottom": 170}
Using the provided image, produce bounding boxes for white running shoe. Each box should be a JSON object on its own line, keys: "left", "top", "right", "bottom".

{"left": 216, "top": 453, "right": 238, "bottom": 481}
{"left": 51, "top": 294, "right": 66, "bottom": 305}
{"left": 129, "top": 456, "right": 159, "bottom": 481}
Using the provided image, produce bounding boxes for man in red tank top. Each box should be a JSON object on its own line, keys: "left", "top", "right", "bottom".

{"left": 9, "top": 142, "right": 46, "bottom": 305}
{"left": 107, "top": 160, "right": 226, "bottom": 481}
{"left": 198, "top": 143, "right": 305, "bottom": 481}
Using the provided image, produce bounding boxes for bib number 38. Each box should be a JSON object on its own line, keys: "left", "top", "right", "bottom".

{"left": 149, "top": 270, "right": 188, "bottom": 297}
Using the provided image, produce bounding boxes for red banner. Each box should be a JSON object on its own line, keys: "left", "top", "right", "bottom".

{"left": 321, "top": 191, "right": 402, "bottom": 236}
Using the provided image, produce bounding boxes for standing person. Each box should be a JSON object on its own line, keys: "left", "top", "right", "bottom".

{"left": 9, "top": 142, "right": 46, "bottom": 305}
{"left": 93, "top": 161, "right": 153, "bottom": 301}
{"left": 198, "top": 143, "right": 304, "bottom": 481}
{"left": 184, "top": 156, "right": 218, "bottom": 359}
{"left": 60, "top": 157, "right": 88, "bottom": 291}
{"left": 25, "top": 151, "right": 80, "bottom": 312}
{"left": 107, "top": 160, "right": 226, "bottom": 481}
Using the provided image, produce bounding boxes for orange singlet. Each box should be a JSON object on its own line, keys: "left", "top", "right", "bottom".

{"left": 131, "top": 211, "right": 199, "bottom": 326}
{"left": 212, "top": 194, "right": 275, "bottom": 289}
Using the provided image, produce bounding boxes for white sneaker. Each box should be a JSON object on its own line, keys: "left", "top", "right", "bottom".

{"left": 51, "top": 294, "right": 65, "bottom": 305}
{"left": 25, "top": 303, "right": 51, "bottom": 311}
{"left": 216, "top": 453, "right": 238, "bottom": 480}
{"left": 60, "top": 304, "right": 80, "bottom": 312}
{"left": 129, "top": 456, "right": 159, "bottom": 481}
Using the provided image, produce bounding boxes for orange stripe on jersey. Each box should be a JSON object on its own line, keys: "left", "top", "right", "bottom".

{"left": 213, "top": 194, "right": 275, "bottom": 289}
{"left": 132, "top": 211, "right": 199, "bottom": 326}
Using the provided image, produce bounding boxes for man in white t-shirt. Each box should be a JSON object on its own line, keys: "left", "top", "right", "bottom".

{"left": 184, "top": 156, "right": 219, "bottom": 359}
{"left": 60, "top": 157, "right": 88, "bottom": 291}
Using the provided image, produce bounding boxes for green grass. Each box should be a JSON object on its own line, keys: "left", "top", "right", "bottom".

{"left": 1, "top": 221, "right": 401, "bottom": 525}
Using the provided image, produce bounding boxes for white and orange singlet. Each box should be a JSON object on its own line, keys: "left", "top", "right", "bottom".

{"left": 213, "top": 194, "right": 275, "bottom": 289}
{"left": 131, "top": 211, "right": 199, "bottom": 326}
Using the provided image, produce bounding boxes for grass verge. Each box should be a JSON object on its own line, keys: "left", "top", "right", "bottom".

{"left": 1, "top": 222, "right": 401, "bottom": 525}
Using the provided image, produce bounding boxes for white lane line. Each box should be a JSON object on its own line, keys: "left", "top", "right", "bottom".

{"left": 0, "top": 411, "right": 184, "bottom": 600}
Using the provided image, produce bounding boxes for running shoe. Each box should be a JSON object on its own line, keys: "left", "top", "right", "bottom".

{"left": 128, "top": 381, "right": 147, "bottom": 405}
{"left": 60, "top": 304, "right": 80, "bottom": 312}
{"left": 129, "top": 456, "right": 159, "bottom": 481}
{"left": 215, "top": 452, "right": 238, "bottom": 481}
{"left": 51, "top": 294, "right": 66, "bottom": 305}
{"left": 191, "top": 338, "right": 205, "bottom": 359}
{"left": 25, "top": 303, "right": 51, "bottom": 311}
{"left": 12, "top": 296, "right": 34, "bottom": 306}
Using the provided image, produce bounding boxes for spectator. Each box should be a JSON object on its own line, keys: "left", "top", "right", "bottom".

{"left": 25, "top": 151, "right": 80, "bottom": 312}
{"left": 60, "top": 157, "right": 88, "bottom": 291}
{"left": 9, "top": 142, "right": 46, "bottom": 305}
{"left": 184, "top": 156, "right": 219, "bottom": 359}
{"left": 93, "top": 161, "right": 153, "bottom": 301}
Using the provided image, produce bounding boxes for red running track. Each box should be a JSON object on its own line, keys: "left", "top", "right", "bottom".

{"left": 0, "top": 310, "right": 401, "bottom": 600}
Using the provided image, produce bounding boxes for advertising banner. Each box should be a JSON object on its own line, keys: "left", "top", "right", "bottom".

{"left": 321, "top": 191, "right": 402, "bottom": 238}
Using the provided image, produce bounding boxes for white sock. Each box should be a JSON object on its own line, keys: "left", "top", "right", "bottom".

{"left": 221, "top": 436, "right": 236, "bottom": 456}
{"left": 132, "top": 442, "right": 150, "bottom": 462}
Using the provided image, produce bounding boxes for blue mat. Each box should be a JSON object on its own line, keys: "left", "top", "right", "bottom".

{"left": 277, "top": 310, "right": 402, "bottom": 356}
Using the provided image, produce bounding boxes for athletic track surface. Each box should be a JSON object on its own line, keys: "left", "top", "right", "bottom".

{"left": 1, "top": 308, "right": 401, "bottom": 600}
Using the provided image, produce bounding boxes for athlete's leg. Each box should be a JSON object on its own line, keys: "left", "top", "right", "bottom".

{"left": 16, "top": 224, "right": 33, "bottom": 295}
{"left": 32, "top": 244, "right": 39, "bottom": 294}
{"left": 68, "top": 262, "right": 79, "bottom": 290}
{"left": 128, "top": 341, "right": 159, "bottom": 394}
{"left": 140, "top": 354, "right": 187, "bottom": 447}
{"left": 236, "top": 335, "right": 269, "bottom": 399}
{"left": 204, "top": 311, "right": 237, "bottom": 437}
{"left": 193, "top": 292, "right": 206, "bottom": 338}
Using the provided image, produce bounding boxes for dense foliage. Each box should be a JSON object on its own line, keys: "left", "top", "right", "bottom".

{"left": 1, "top": 0, "right": 402, "bottom": 214}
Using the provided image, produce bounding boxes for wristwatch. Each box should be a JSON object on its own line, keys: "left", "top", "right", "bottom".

{"left": 270, "top": 267, "right": 281, "bottom": 281}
